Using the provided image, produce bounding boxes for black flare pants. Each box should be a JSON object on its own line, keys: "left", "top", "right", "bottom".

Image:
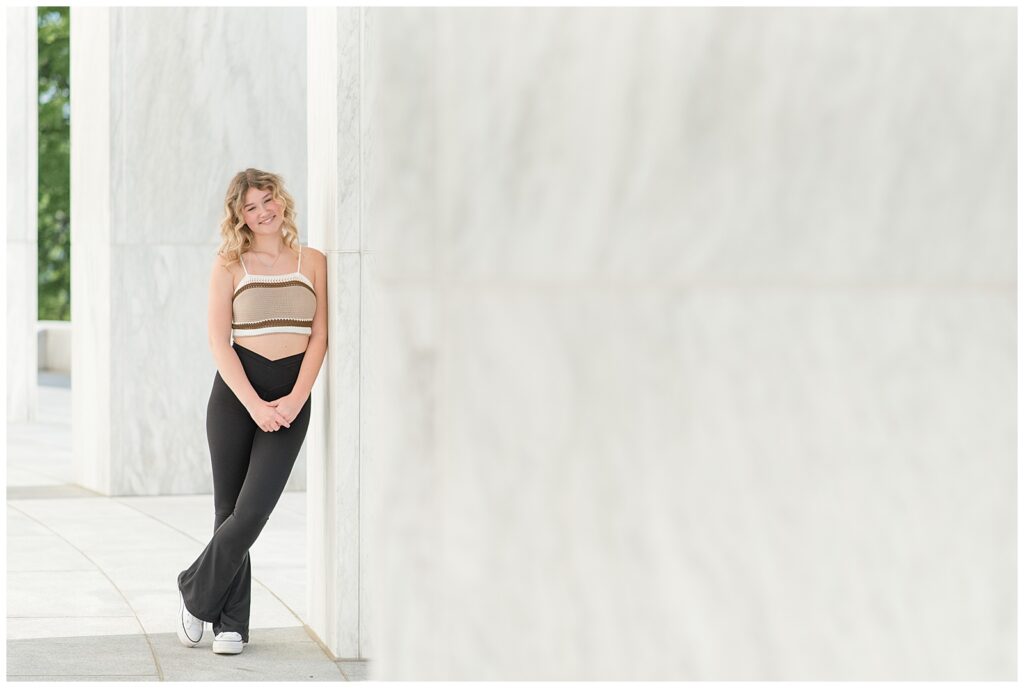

{"left": 177, "top": 341, "right": 311, "bottom": 643}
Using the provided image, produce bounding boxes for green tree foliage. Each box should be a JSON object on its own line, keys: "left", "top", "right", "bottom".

{"left": 38, "top": 7, "right": 70, "bottom": 321}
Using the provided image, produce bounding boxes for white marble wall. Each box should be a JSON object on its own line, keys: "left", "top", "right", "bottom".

{"left": 360, "top": 7, "right": 1015, "bottom": 679}
{"left": 6, "top": 6, "right": 39, "bottom": 423}
{"left": 70, "top": 7, "right": 308, "bottom": 495}
{"left": 305, "top": 6, "right": 362, "bottom": 659}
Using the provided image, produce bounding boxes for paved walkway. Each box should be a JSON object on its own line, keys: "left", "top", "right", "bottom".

{"left": 7, "top": 378, "right": 369, "bottom": 681}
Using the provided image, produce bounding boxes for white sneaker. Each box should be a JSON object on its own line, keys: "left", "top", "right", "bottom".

{"left": 176, "top": 590, "right": 204, "bottom": 647}
{"left": 212, "top": 631, "right": 244, "bottom": 654}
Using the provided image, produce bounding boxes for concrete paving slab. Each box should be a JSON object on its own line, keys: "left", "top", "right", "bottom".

{"left": 337, "top": 659, "right": 370, "bottom": 681}
{"left": 124, "top": 576, "right": 303, "bottom": 638}
{"left": 250, "top": 528, "right": 306, "bottom": 569}
{"left": 6, "top": 632, "right": 158, "bottom": 678}
{"left": 41, "top": 535, "right": 182, "bottom": 564}
{"left": 122, "top": 590, "right": 195, "bottom": 637}
{"left": 10, "top": 497, "right": 149, "bottom": 524}
{"left": 104, "top": 560, "right": 196, "bottom": 591}
{"left": 7, "top": 570, "right": 133, "bottom": 618}
{"left": 252, "top": 566, "right": 307, "bottom": 619}
{"left": 108, "top": 583, "right": 197, "bottom": 631}
{"left": 119, "top": 553, "right": 201, "bottom": 579}
{"left": 79, "top": 543, "right": 196, "bottom": 573}
{"left": 7, "top": 511, "right": 198, "bottom": 570}
{"left": 129, "top": 501, "right": 308, "bottom": 563}
{"left": 154, "top": 627, "right": 344, "bottom": 681}
{"left": 245, "top": 583, "right": 307, "bottom": 629}
{"left": 8, "top": 674, "right": 158, "bottom": 681}
{"left": 7, "top": 507, "right": 60, "bottom": 537}
{"left": 12, "top": 542, "right": 193, "bottom": 583}
{"left": 7, "top": 616, "right": 141, "bottom": 641}
{"left": 6, "top": 534, "right": 95, "bottom": 572}
{"left": 114, "top": 495, "right": 215, "bottom": 542}
{"left": 112, "top": 495, "right": 311, "bottom": 624}
{"left": 7, "top": 485, "right": 101, "bottom": 499}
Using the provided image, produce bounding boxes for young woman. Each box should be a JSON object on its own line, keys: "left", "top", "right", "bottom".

{"left": 176, "top": 168, "right": 328, "bottom": 655}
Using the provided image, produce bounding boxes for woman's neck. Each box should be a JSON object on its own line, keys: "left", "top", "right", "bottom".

{"left": 249, "top": 235, "right": 285, "bottom": 256}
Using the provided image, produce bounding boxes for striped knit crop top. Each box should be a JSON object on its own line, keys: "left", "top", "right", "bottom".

{"left": 231, "top": 244, "right": 317, "bottom": 338}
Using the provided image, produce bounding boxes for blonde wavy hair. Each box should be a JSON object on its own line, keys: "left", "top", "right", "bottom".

{"left": 216, "top": 168, "right": 300, "bottom": 268}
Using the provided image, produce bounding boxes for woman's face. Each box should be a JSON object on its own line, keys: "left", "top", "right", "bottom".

{"left": 241, "top": 186, "right": 282, "bottom": 234}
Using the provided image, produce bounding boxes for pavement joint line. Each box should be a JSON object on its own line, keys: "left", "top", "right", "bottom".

{"left": 8, "top": 674, "right": 160, "bottom": 679}
{"left": 300, "top": 622, "right": 341, "bottom": 663}
{"left": 7, "top": 501, "right": 166, "bottom": 681}
{"left": 9, "top": 570, "right": 110, "bottom": 574}
{"left": 110, "top": 494, "right": 344, "bottom": 673}
{"left": 11, "top": 479, "right": 341, "bottom": 669}
{"left": 8, "top": 615, "right": 138, "bottom": 619}
{"left": 9, "top": 482, "right": 107, "bottom": 499}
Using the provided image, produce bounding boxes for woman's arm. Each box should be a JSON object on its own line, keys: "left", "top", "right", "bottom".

{"left": 208, "top": 253, "right": 262, "bottom": 413}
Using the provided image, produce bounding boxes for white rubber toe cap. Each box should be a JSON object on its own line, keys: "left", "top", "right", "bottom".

{"left": 176, "top": 591, "right": 204, "bottom": 647}
{"left": 212, "top": 631, "right": 244, "bottom": 655}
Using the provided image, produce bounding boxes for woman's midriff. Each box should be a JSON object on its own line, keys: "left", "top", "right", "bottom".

{"left": 233, "top": 332, "right": 310, "bottom": 361}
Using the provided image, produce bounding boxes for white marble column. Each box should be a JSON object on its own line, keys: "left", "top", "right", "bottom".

{"left": 305, "top": 6, "right": 364, "bottom": 659}
{"left": 6, "top": 6, "right": 39, "bottom": 423}
{"left": 360, "top": 7, "right": 1015, "bottom": 680}
{"left": 69, "top": 7, "right": 308, "bottom": 495}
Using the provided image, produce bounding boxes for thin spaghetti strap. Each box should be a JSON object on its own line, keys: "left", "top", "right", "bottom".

{"left": 240, "top": 252, "right": 249, "bottom": 276}
{"left": 297, "top": 244, "right": 302, "bottom": 272}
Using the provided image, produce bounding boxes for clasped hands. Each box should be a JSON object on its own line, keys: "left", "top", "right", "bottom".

{"left": 248, "top": 391, "right": 307, "bottom": 433}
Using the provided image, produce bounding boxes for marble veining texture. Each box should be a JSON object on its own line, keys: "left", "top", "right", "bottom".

{"left": 61, "top": 4, "right": 1016, "bottom": 678}
{"left": 360, "top": 6, "right": 1015, "bottom": 680}
{"left": 320, "top": 249, "right": 362, "bottom": 655}
{"left": 304, "top": 7, "right": 365, "bottom": 661}
{"left": 114, "top": 7, "right": 308, "bottom": 247}
{"left": 362, "top": 7, "right": 1016, "bottom": 288}
{"left": 74, "top": 7, "right": 309, "bottom": 494}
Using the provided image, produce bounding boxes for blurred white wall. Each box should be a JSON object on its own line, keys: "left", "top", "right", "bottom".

{"left": 6, "top": 7, "right": 39, "bottom": 422}
{"left": 69, "top": 7, "right": 308, "bottom": 495}
{"left": 358, "top": 7, "right": 1015, "bottom": 679}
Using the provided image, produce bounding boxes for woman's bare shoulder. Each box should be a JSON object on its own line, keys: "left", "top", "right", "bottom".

{"left": 300, "top": 245, "right": 326, "bottom": 287}
{"left": 212, "top": 251, "right": 245, "bottom": 282}
{"left": 302, "top": 245, "right": 326, "bottom": 263}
